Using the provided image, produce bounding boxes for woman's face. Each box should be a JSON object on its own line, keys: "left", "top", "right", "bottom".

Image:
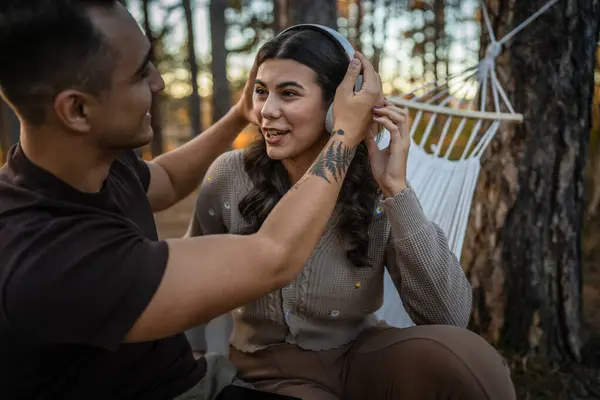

{"left": 253, "top": 59, "right": 329, "bottom": 161}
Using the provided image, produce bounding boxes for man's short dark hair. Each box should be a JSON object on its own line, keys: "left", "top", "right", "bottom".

{"left": 0, "top": 0, "right": 119, "bottom": 124}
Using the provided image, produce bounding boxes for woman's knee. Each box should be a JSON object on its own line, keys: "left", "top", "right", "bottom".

{"left": 345, "top": 325, "right": 516, "bottom": 400}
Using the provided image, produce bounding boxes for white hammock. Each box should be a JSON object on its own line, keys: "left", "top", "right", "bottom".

{"left": 375, "top": 0, "right": 559, "bottom": 328}
{"left": 197, "top": 0, "right": 561, "bottom": 352}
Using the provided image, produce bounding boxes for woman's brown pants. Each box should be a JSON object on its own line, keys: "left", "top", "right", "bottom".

{"left": 230, "top": 325, "right": 516, "bottom": 400}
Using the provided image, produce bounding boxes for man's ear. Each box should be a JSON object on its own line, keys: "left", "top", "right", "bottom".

{"left": 53, "top": 90, "right": 95, "bottom": 133}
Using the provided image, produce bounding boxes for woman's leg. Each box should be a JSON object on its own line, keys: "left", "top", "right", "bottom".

{"left": 185, "top": 325, "right": 207, "bottom": 359}
{"left": 205, "top": 314, "right": 233, "bottom": 356}
{"left": 185, "top": 314, "right": 233, "bottom": 359}
{"left": 343, "top": 325, "right": 516, "bottom": 400}
{"left": 247, "top": 380, "right": 339, "bottom": 400}
{"left": 229, "top": 344, "right": 346, "bottom": 400}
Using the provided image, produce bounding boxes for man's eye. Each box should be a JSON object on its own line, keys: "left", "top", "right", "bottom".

{"left": 140, "top": 66, "right": 150, "bottom": 78}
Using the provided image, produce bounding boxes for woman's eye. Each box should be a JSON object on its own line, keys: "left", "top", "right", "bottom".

{"left": 254, "top": 87, "right": 267, "bottom": 95}
{"left": 282, "top": 90, "right": 298, "bottom": 98}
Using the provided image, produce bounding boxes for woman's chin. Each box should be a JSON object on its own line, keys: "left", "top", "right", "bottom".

{"left": 265, "top": 145, "right": 290, "bottom": 160}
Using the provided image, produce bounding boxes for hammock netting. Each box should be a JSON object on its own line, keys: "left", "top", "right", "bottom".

{"left": 375, "top": 0, "right": 558, "bottom": 327}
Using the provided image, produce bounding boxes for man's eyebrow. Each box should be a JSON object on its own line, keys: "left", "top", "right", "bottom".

{"left": 133, "top": 48, "right": 152, "bottom": 77}
{"left": 254, "top": 79, "right": 305, "bottom": 90}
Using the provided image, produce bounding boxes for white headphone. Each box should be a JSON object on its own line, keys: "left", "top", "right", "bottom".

{"left": 277, "top": 24, "right": 390, "bottom": 148}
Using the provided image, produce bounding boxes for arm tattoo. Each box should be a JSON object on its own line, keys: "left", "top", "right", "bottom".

{"left": 308, "top": 139, "right": 356, "bottom": 184}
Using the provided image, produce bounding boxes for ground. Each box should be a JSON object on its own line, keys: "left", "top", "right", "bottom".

{"left": 153, "top": 193, "right": 600, "bottom": 399}
{"left": 154, "top": 191, "right": 198, "bottom": 239}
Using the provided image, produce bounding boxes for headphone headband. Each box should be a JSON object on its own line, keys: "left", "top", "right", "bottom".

{"left": 273, "top": 24, "right": 390, "bottom": 150}
{"left": 276, "top": 24, "right": 362, "bottom": 135}
{"left": 278, "top": 24, "right": 356, "bottom": 62}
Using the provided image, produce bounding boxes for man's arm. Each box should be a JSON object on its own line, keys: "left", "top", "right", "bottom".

{"left": 145, "top": 107, "right": 248, "bottom": 212}
{"left": 125, "top": 53, "right": 380, "bottom": 342}
{"left": 145, "top": 60, "right": 260, "bottom": 212}
{"left": 6, "top": 53, "right": 379, "bottom": 348}
{"left": 126, "top": 134, "right": 358, "bottom": 341}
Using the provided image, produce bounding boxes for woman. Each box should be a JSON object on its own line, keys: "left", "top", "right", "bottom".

{"left": 187, "top": 27, "right": 515, "bottom": 399}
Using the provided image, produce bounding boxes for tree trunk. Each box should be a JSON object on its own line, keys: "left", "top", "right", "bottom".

{"left": 587, "top": 90, "right": 600, "bottom": 218}
{"left": 210, "top": 0, "right": 230, "bottom": 123}
{"left": 370, "top": 0, "right": 391, "bottom": 74}
{"left": 288, "top": 0, "right": 337, "bottom": 28}
{"left": 273, "top": 0, "right": 289, "bottom": 32}
{"left": 464, "top": 0, "right": 600, "bottom": 367}
{"left": 142, "top": 0, "right": 164, "bottom": 157}
{"left": 432, "top": 0, "right": 444, "bottom": 82}
{"left": 183, "top": 0, "right": 202, "bottom": 137}
{"left": 353, "top": 0, "right": 363, "bottom": 52}
{"left": 462, "top": 0, "right": 513, "bottom": 347}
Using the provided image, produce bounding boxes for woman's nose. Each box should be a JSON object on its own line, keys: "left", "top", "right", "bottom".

{"left": 261, "top": 95, "right": 282, "bottom": 120}
{"left": 148, "top": 63, "right": 165, "bottom": 93}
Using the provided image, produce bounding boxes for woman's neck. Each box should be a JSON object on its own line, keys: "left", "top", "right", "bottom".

{"left": 282, "top": 133, "right": 330, "bottom": 184}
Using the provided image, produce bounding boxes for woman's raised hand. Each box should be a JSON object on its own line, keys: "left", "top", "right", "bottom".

{"left": 331, "top": 51, "right": 382, "bottom": 148}
{"left": 365, "top": 100, "right": 411, "bottom": 198}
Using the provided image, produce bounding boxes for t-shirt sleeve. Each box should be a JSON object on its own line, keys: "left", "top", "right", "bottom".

{"left": 120, "top": 150, "right": 151, "bottom": 193}
{"left": 3, "top": 215, "right": 169, "bottom": 351}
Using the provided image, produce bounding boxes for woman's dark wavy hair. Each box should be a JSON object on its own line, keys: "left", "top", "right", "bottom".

{"left": 238, "top": 29, "right": 380, "bottom": 267}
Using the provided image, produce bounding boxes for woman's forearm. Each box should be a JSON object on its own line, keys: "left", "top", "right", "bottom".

{"left": 383, "top": 188, "right": 472, "bottom": 327}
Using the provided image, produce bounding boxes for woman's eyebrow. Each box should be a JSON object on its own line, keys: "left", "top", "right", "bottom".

{"left": 254, "top": 79, "right": 305, "bottom": 90}
{"left": 276, "top": 81, "right": 305, "bottom": 90}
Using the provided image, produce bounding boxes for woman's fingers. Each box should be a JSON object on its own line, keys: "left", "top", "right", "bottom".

{"left": 364, "top": 129, "right": 380, "bottom": 155}
{"left": 373, "top": 115, "right": 400, "bottom": 146}
{"left": 373, "top": 106, "right": 406, "bottom": 125}
{"left": 374, "top": 104, "right": 410, "bottom": 142}
{"left": 402, "top": 106, "right": 410, "bottom": 137}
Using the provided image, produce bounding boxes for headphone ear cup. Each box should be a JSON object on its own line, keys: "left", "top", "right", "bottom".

{"left": 354, "top": 74, "right": 363, "bottom": 92}
{"left": 325, "top": 104, "right": 334, "bottom": 134}
{"left": 376, "top": 127, "right": 391, "bottom": 149}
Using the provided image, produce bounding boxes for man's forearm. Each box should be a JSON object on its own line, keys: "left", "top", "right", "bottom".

{"left": 151, "top": 107, "right": 248, "bottom": 202}
{"left": 258, "top": 134, "right": 357, "bottom": 277}
{"left": 126, "top": 133, "right": 361, "bottom": 341}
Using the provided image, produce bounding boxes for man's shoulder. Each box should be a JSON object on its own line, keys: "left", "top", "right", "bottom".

{"left": 0, "top": 201, "right": 128, "bottom": 265}
{"left": 111, "top": 150, "right": 150, "bottom": 191}
{"left": 0, "top": 173, "right": 139, "bottom": 260}
{"left": 0, "top": 161, "right": 58, "bottom": 224}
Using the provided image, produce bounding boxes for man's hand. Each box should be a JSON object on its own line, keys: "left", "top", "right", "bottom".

{"left": 232, "top": 58, "right": 259, "bottom": 126}
{"left": 331, "top": 51, "right": 382, "bottom": 147}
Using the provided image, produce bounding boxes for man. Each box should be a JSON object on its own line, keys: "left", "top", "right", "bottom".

{"left": 0, "top": 0, "right": 382, "bottom": 399}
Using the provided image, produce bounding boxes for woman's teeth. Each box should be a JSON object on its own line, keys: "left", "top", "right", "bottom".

{"left": 266, "top": 130, "right": 289, "bottom": 138}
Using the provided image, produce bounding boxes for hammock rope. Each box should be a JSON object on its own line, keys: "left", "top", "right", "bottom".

{"left": 199, "top": 0, "right": 564, "bottom": 351}
{"left": 376, "top": 0, "right": 561, "bottom": 328}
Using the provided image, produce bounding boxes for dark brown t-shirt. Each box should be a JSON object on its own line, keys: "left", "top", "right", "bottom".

{"left": 0, "top": 144, "right": 205, "bottom": 399}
